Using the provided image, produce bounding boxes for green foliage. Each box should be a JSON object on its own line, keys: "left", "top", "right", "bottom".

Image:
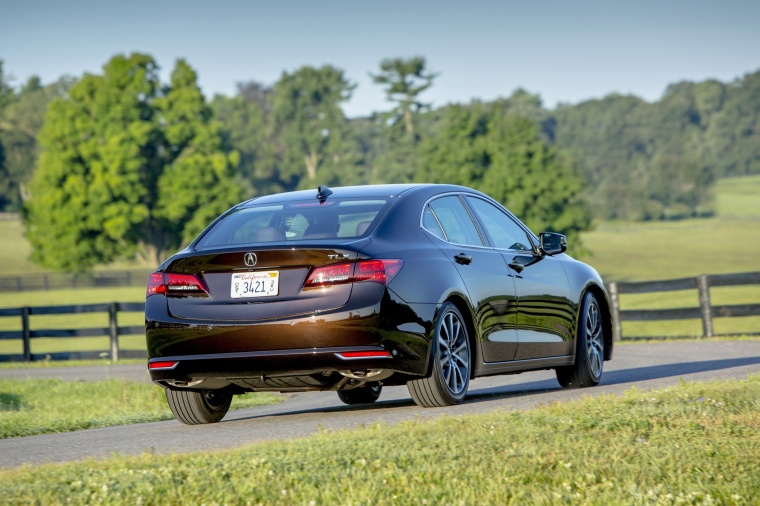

{"left": 155, "top": 60, "right": 242, "bottom": 246}
{"left": 1, "top": 375, "right": 757, "bottom": 503}
{"left": 24, "top": 54, "right": 241, "bottom": 271}
{"left": 0, "top": 378, "right": 281, "bottom": 438}
{"left": 0, "top": 64, "right": 71, "bottom": 212}
{"left": 211, "top": 85, "right": 280, "bottom": 196}
{"left": 11, "top": 54, "right": 760, "bottom": 274}
{"left": 549, "top": 69, "right": 760, "bottom": 220}
{"left": 371, "top": 56, "right": 437, "bottom": 137}
{"left": 418, "top": 103, "right": 592, "bottom": 250}
{"left": 272, "top": 65, "right": 360, "bottom": 190}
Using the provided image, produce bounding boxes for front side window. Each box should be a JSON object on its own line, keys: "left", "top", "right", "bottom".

{"left": 427, "top": 196, "right": 483, "bottom": 247}
{"left": 465, "top": 196, "right": 533, "bottom": 251}
{"left": 195, "top": 199, "right": 389, "bottom": 250}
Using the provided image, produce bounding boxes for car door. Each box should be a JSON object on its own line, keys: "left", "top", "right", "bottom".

{"left": 463, "top": 196, "right": 575, "bottom": 360}
{"left": 423, "top": 195, "right": 518, "bottom": 363}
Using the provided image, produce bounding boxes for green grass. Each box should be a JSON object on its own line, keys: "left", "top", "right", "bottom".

{"left": 577, "top": 174, "right": 760, "bottom": 282}
{"left": 0, "top": 219, "right": 44, "bottom": 277}
{"left": 0, "top": 358, "right": 146, "bottom": 369}
{"left": 575, "top": 174, "right": 760, "bottom": 338}
{"left": 0, "top": 219, "right": 150, "bottom": 277}
{"left": 0, "top": 378, "right": 281, "bottom": 439}
{"left": 1, "top": 375, "right": 757, "bottom": 504}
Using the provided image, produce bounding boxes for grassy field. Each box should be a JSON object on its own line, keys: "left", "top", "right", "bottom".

{"left": 0, "top": 219, "right": 149, "bottom": 277}
{"left": 0, "top": 175, "right": 758, "bottom": 349}
{"left": 0, "top": 374, "right": 757, "bottom": 504}
{"left": 576, "top": 175, "right": 760, "bottom": 282}
{"left": 575, "top": 174, "right": 760, "bottom": 338}
{"left": 0, "top": 378, "right": 281, "bottom": 439}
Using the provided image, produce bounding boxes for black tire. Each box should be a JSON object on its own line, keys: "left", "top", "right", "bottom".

{"left": 408, "top": 302, "right": 471, "bottom": 407}
{"left": 165, "top": 388, "right": 232, "bottom": 425}
{"left": 337, "top": 382, "right": 382, "bottom": 405}
{"left": 557, "top": 291, "right": 605, "bottom": 389}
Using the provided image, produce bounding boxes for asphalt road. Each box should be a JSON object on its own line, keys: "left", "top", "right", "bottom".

{"left": 1, "top": 340, "right": 758, "bottom": 468}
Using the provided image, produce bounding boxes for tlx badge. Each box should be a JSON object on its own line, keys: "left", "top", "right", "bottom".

{"left": 328, "top": 253, "right": 350, "bottom": 260}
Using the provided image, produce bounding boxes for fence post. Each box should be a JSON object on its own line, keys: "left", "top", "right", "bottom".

{"left": 608, "top": 282, "right": 622, "bottom": 341}
{"left": 109, "top": 302, "right": 120, "bottom": 361}
{"left": 22, "top": 307, "right": 31, "bottom": 361}
{"left": 697, "top": 275, "right": 714, "bottom": 338}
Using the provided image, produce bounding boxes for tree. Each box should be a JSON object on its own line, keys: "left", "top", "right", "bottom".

{"left": 25, "top": 54, "right": 240, "bottom": 271}
{"left": 271, "top": 65, "right": 360, "bottom": 189}
{"left": 371, "top": 57, "right": 437, "bottom": 138}
{"left": 0, "top": 60, "right": 13, "bottom": 210}
{"left": 0, "top": 75, "right": 74, "bottom": 211}
{"left": 211, "top": 81, "right": 279, "bottom": 196}
{"left": 155, "top": 60, "right": 242, "bottom": 248}
{"left": 482, "top": 115, "right": 592, "bottom": 247}
{"left": 418, "top": 103, "right": 592, "bottom": 252}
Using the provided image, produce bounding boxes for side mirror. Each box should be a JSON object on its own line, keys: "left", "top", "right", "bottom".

{"left": 539, "top": 232, "right": 567, "bottom": 256}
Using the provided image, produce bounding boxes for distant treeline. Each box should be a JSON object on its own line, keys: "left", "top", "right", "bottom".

{"left": 0, "top": 55, "right": 758, "bottom": 271}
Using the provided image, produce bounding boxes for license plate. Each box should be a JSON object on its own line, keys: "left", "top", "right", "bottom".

{"left": 231, "top": 271, "right": 279, "bottom": 298}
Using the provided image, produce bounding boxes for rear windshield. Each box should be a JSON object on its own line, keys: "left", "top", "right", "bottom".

{"left": 195, "top": 199, "right": 390, "bottom": 250}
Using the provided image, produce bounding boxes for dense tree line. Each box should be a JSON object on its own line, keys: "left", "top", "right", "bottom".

{"left": 548, "top": 73, "right": 760, "bottom": 220}
{"left": 0, "top": 54, "right": 758, "bottom": 271}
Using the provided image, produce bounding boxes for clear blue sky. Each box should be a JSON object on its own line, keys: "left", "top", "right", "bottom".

{"left": 1, "top": 0, "right": 759, "bottom": 117}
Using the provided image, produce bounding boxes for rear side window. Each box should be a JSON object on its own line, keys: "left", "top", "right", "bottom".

{"left": 195, "top": 199, "right": 389, "bottom": 250}
{"left": 427, "top": 196, "right": 483, "bottom": 247}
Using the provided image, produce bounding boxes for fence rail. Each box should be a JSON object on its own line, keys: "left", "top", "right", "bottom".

{"left": 0, "top": 302, "right": 146, "bottom": 362}
{"left": 1, "top": 271, "right": 758, "bottom": 362}
{"left": 607, "top": 271, "right": 760, "bottom": 340}
{"left": 0, "top": 270, "right": 152, "bottom": 292}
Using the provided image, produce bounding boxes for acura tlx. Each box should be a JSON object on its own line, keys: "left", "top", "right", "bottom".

{"left": 145, "top": 184, "right": 612, "bottom": 424}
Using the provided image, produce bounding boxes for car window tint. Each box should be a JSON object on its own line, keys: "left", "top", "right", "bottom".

{"left": 422, "top": 206, "right": 446, "bottom": 241}
{"left": 428, "top": 196, "right": 483, "bottom": 246}
{"left": 196, "top": 199, "right": 389, "bottom": 249}
{"left": 465, "top": 196, "right": 533, "bottom": 251}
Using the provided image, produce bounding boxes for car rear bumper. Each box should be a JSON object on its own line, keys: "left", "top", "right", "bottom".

{"left": 148, "top": 345, "right": 417, "bottom": 390}
{"left": 146, "top": 290, "right": 438, "bottom": 391}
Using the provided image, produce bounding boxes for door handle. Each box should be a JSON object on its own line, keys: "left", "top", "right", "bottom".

{"left": 454, "top": 253, "right": 472, "bottom": 265}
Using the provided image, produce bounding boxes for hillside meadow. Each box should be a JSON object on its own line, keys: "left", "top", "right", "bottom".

{"left": 0, "top": 175, "right": 758, "bottom": 353}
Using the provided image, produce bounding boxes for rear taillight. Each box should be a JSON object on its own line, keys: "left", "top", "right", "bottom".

{"left": 146, "top": 272, "right": 208, "bottom": 296}
{"left": 147, "top": 272, "right": 167, "bottom": 296}
{"left": 304, "top": 260, "right": 403, "bottom": 288}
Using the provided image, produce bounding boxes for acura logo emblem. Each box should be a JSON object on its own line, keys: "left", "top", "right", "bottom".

{"left": 243, "top": 252, "right": 257, "bottom": 267}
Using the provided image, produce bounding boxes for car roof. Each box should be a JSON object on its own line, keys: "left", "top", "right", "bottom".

{"left": 237, "top": 183, "right": 472, "bottom": 207}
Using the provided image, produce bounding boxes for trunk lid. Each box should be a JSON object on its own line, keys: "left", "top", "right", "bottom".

{"left": 164, "top": 245, "right": 364, "bottom": 322}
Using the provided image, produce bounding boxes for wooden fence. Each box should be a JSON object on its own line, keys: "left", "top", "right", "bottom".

{"left": 0, "top": 271, "right": 758, "bottom": 362}
{"left": 607, "top": 271, "right": 760, "bottom": 340}
{"left": 0, "top": 302, "right": 146, "bottom": 362}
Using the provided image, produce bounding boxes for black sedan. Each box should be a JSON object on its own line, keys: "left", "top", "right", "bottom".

{"left": 146, "top": 184, "right": 612, "bottom": 424}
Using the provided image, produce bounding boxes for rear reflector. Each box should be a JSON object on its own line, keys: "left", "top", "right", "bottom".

{"left": 336, "top": 351, "right": 392, "bottom": 360}
{"left": 147, "top": 272, "right": 208, "bottom": 297}
{"left": 304, "top": 259, "right": 403, "bottom": 288}
{"left": 149, "top": 361, "right": 179, "bottom": 370}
